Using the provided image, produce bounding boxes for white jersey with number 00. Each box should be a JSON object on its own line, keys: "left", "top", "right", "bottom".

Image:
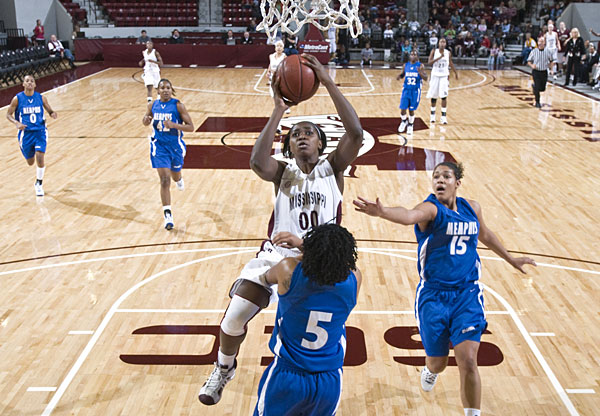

{"left": 431, "top": 49, "right": 450, "bottom": 77}
{"left": 271, "top": 158, "right": 343, "bottom": 240}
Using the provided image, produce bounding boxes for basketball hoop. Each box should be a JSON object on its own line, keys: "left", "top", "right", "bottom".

{"left": 256, "top": 0, "right": 362, "bottom": 44}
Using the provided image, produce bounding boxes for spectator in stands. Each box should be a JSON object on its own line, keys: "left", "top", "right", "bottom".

{"left": 427, "top": 28, "right": 439, "bottom": 55}
{"left": 361, "top": 22, "right": 372, "bottom": 47}
{"left": 454, "top": 33, "right": 465, "bottom": 57}
{"left": 224, "top": 30, "right": 236, "bottom": 45}
{"left": 550, "top": 3, "right": 563, "bottom": 22}
{"left": 361, "top": 42, "right": 373, "bottom": 66}
{"left": 505, "top": 1, "right": 517, "bottom": 22}
{"left": 538, "top": 6, "right": 550, "bottom": 25}
{"left": 247, "top": 18, "right": 258, "bottom": 33}
{"left": 521, "top": 33, "right": 536, "bottom": 65}
{"left": 284, "top": 33, "right": 299, "bottom": 55}
{"left": 136, "top": 30, "right": 151, "bottom": 45}
{"left": 398, "top": 14, "right": 409, "bottom": 38}
{"left": 48, "top": 35, "right": 75, "bottom": 68}
{"left": 464, "top": 32, "right": 475, "bottom": 57}
{"left": 383, "top": 24, "right": 395, "bottom": 50}
{"left": 564, "top": 28, "right": 586, "bottom": 86}
{"left": 443, "top": 24, "right": 456, "bottom": 48}
{"left": 514, "top": 0, "right": 526, "bottom": 22}
{"left": 488, "top": 42, "right": 499, "bottom": 68}
{"left": 334, "top": 44, "right": 350, "bottom": 65}
{"left": 451, "top": 10, "right": 461, "bottom": 28}
{"left": 497, "top": 44, "right": 506, "bottom": 67}
{"left": 169, "top": 29, "right": 184, "bottom": 44}
{"left": 241, "top": 31, "right": 253, "bottom": 45}
{"left": 408, "top": 19, "right": 420, "bottom": 41}
{"left": 557, "top": 21, "right": 570, "bottom": 74}
{"left": 33, "top": 19, "right": 45, "bottom": 46}
{"left": 582, "top": 44, "right": 598, "bottom": 85}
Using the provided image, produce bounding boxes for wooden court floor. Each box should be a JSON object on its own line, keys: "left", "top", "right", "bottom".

{"left": 0, "top": 66, "right": 599, "bottom": 415}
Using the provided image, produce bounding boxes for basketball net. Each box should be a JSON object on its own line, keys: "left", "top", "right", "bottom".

{"left": 256, "top": 0, "right": 362, "bottom": 43}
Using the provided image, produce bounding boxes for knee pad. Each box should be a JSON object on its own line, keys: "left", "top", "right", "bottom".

{"left": 220, "top": 295, "right": 261, "bottom": 337}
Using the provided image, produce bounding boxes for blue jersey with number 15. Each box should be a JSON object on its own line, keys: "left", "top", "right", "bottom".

{"left": 414, "top": 194, "right": 481, "bottom": 287}
{"left": 403, "top": 62, "right": 422, "bottom": 89}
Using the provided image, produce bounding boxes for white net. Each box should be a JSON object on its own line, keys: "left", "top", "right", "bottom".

{"left": 256, "top": 0, "right": 362, "bottom": 43}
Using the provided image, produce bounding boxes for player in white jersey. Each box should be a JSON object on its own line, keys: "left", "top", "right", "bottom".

{"left": 426, "top": 38, "right": 458, "bottom": 125}
{"left": 545, "top": 23, "right": 560, "bottom": 79}
{"left": 138, "top": 41, "right": 163, "bottom": 103}
{"left": 199, "top": 53, "right": 363, "bottom": 406}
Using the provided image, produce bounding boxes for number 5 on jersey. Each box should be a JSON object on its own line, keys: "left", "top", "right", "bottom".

{"left": 450, "top": 235, "right": 470, "bottom": 255}
{"left": 301, "top": 311, "right": 332, "bottom": 350}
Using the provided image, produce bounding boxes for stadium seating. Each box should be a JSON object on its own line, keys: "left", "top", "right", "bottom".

{"left": 98, "top": 0, "right": 198, "bottom": 27}
{"left": 59, "top": 1, "right": 88, "bottom": 24}
{"left": 0, "top": 46, "right": 63, "bottom": 87}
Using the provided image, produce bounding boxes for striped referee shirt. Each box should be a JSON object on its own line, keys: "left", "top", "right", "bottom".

{"left": 527, "top": 48, "right": 555, "bottom": 71}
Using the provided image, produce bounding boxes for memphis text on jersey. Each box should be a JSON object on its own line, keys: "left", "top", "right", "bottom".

{"left": 22, "top": 106, "right": 42, "bottom": 115}
{"left": 153, "top": 113, "right": 173, "bottom": 121}
{"left": 289, "top": 191, "right": 327, "bottom": 210}
{"left": 446, "top": 221, "right": 478, "bottom": 236}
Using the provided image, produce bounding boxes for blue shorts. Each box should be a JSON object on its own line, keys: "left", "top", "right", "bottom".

{"left": 399, "top": 87, "right": 422, "bottom": 111}
{"left": 254, "top": 358, "right": 342, "bottom": 416}
{"left": 149, "top": 136, "right": 186, "bottom": 172}
{"left": 415, "top": 280, "right": 487, "bottom": 357}
{"left": 18, "top": 129, "right": 47, "bottom": 159}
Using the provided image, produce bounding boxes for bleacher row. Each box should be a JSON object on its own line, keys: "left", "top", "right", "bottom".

{"left": 222, "top": 0, "right": 256, "bottom": 27}
{"left": 0, "top": 46, "right": 64, "bottom": 87}
{"left": 59, "top": 1, "right": 87, "bottom": 24}
{"left": 99, "top": 0, "right": 198, "bottom": 27}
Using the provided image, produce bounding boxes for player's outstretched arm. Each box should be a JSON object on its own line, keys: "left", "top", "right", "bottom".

{"left": 249, "top": 74, "right": 287, "bottom": 184}
{"left": 469, "top": 199, "right": 537, "bottom": 274}
{"left": 6, "top": 96, "right": 26, "bottom": 130}
{"left": 42, "top": 96, "right": 57, "bottom": 119}
{"left": 302, "top": 54, "right": 363, "bottom": 174}
{"left": 353, "top": 197, "right": 436, "bottom": 226}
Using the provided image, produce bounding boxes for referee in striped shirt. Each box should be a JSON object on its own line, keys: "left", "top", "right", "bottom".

{"left": 527, "top": 37, "right": 556, "bottom": 108}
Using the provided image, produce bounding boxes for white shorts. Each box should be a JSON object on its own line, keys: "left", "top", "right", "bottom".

{"left": 426, "top": 75, "right": 449, "bottom": 99}
{"left": 548, "top": 48, "right": 558, "bottom": 63}
{"left": 236, "top": 241, "right": 300, "bottom": 304}
{"left": 143, "top": 70, "right": 161, "bottom": 87}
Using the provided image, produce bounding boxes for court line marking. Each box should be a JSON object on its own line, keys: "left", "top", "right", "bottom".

{"left": 41, "top": 249, "right": 256, "bottom": 416}
{"left": 114, "top": 308, "right": 510, "bottom": 315}
{"left": 68, "top": 331, "right": 94, "bottom": 335}
{"left": 565, "top": 389, "right": 595, "bottom": 394}
{"left": 27, "top": 387, "right": 56, "bottom": 392}
{"left": 365, "top": 249, "right": 579, "bottom": 416}
{"left": 530, "top": 332, "right": 556, "bottom": 337}
{"left": 0, "top": 67, "right": 112, "bottom": 111}
{"left": 2, "top": 246, "right": 598, "bottom": 278}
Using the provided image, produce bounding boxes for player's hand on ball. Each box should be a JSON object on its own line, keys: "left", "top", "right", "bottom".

{"left": 353, "top": 196, "right": 385, "bottom": 217}
{"left": 301, "top": 53, "right": 331, "bottom": 84}
{"left": 272, "top": 232, "right": 303, "bottom": 249}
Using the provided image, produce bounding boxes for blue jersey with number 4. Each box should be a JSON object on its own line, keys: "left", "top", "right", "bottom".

{"left": 269, "top": 262, "right": 357, "bottom": 372}
{"left": 403, "top": 62, "right": 422, "bottom": 89}
{"left": 151, "top": 98, "right": 182, "bottom": 143}
{"left": 414, "top": 194, "right": 481, "bottom": 287}
{"left": 16, "top": 92, "right": 45, "bottom": 131}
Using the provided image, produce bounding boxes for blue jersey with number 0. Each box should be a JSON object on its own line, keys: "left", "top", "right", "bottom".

{"left": 151, "top": 98, "right": 183, "bottom": 143}
{"left": 16, "top": 92, "right": 45, "bottom": 131}
{"left": 414, "top": 194, "right": 481, "bottom": 287}
{"left": 269, "top": 262, "right": 357, "bottom": 372}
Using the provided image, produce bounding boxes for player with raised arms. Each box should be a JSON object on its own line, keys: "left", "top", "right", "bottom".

{"left": 397, "top": 49, "right": 428, "bottom": 135}
{"left": 198, "top": 53, "right": 363, "bottom": 406}
{"left": 353, "top": 161, "right": 536, "bottom": 416}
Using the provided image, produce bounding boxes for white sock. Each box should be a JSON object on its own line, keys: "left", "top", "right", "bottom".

{"left": 36, "top": 166, "right": 45, "bottom": 180}
{"left": 176, "top": 178, "right": 184, "bottom": 186}
{"left": 147, "top": 96, "right": 152, "bottom": 102}
{"left": 218, "top": 350, "right": 236, "bottom": 369}
{"left": 401, "top": 113, "right": 408, "bottom": 121}
{"left": 464, "top": 409, "right": 480, "bottom": 416}
{"left": 163, "top": 205, "right": 171, "bottom": 215}
{"left": 408, "top": 115, "right": 415, "bottom": 124}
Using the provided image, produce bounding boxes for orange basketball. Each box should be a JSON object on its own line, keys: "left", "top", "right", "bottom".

{"left": 276, "top": 55, "right": 320, "bottom": 104}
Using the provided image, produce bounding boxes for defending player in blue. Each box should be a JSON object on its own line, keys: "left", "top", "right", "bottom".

{"left": 253, "top": 224, "right": 362, "bottom": 416}
{"left": 142, "top": 78, "right": 194, "bottom": 230}
{"left": 397, "top": 50, "right": 427, "bottom": 135}
{"left": 353, "top": 162, "right": 536, "bottom": 416}
{"left": 6, "top": 74, "right": 58, "bottom": 197}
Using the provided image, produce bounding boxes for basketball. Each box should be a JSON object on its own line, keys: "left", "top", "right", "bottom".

{"left": 276, "top": 55, "right": 320, "bottom": 104}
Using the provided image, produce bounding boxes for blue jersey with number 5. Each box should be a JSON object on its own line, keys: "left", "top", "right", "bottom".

{"left": 403, "top": 62, "right": 422, "bottom": 89}
{"left": 151, "top": 98, "right": 182, "bottom": 143}
{"left": 269, "top": 262, "right": 357, "bottom": 372}
{"left": 414, "top": 194, "right": 481, "bottom": 287}
{"left": 16, "top": 92, "right": 45, "bottom": 131}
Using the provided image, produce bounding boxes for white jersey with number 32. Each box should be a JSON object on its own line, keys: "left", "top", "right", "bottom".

{"left": 271, "top": 158, "right": 342, "bottom": 239}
